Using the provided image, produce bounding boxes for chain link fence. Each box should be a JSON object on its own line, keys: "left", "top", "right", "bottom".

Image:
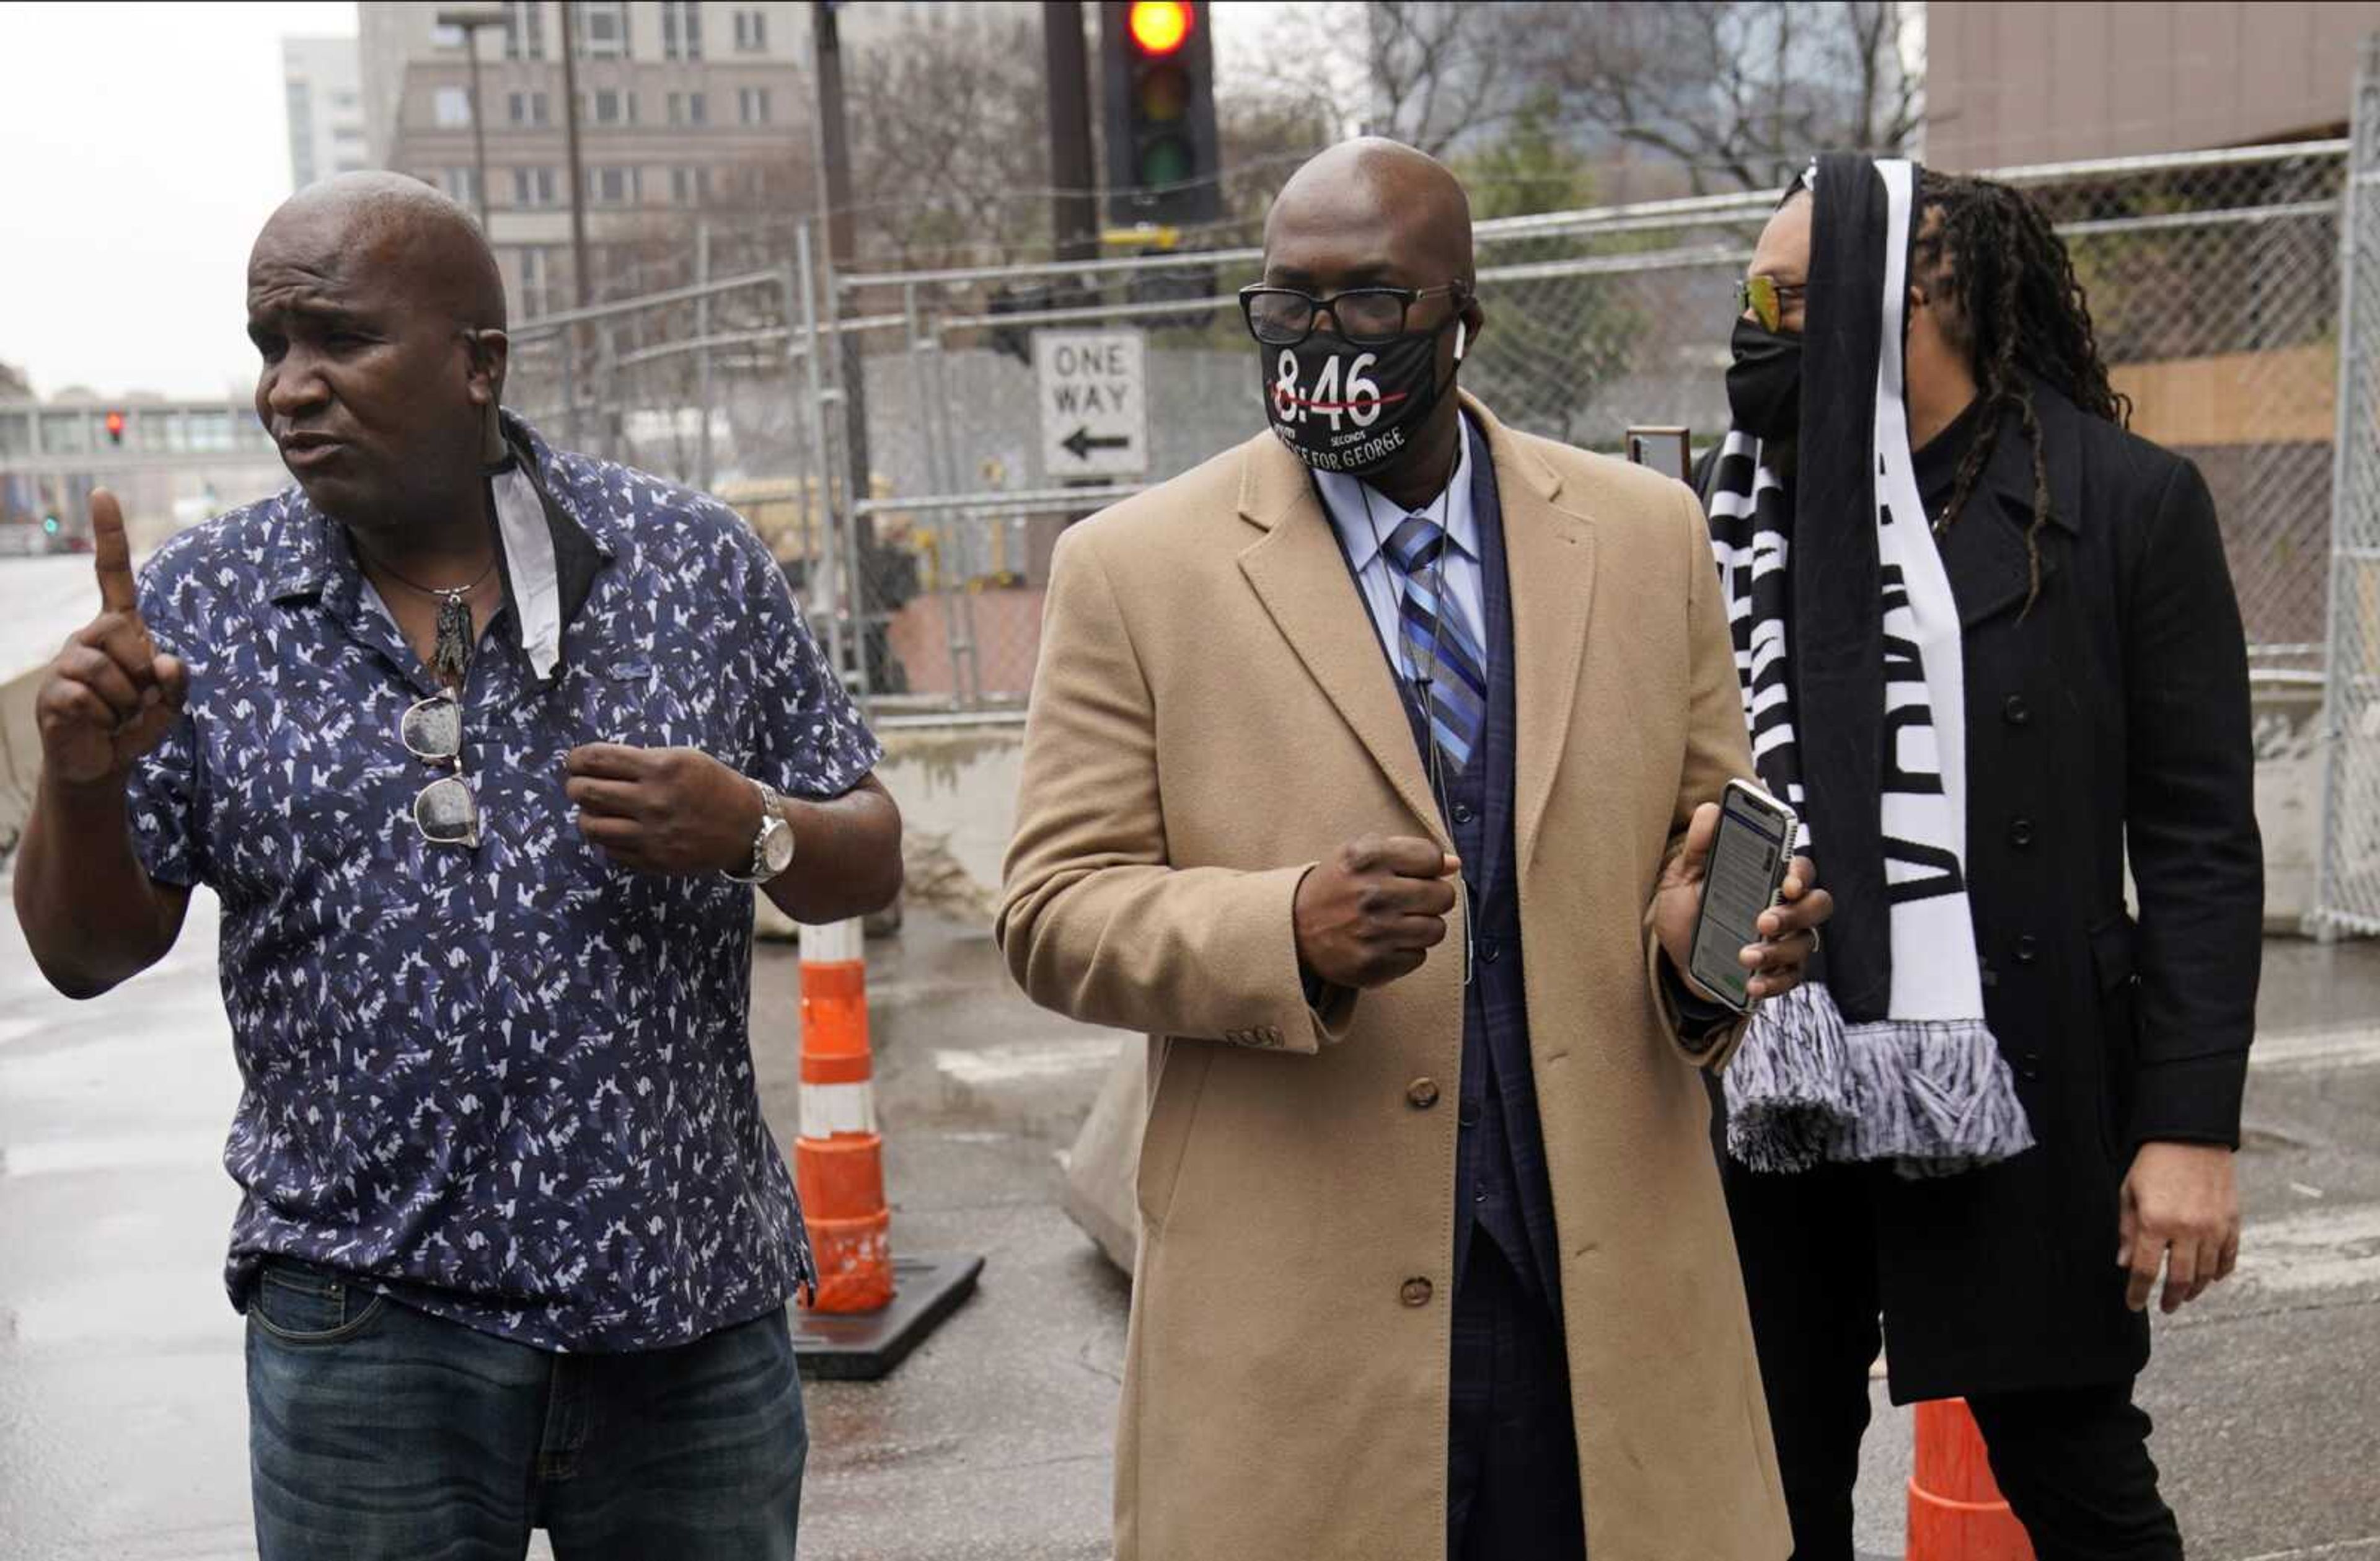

{"left": 2315, "top": 38, "right": 2380, "bottom": 940}
{"left": 503, "top": 140, "right": 2351, "bottom": 728}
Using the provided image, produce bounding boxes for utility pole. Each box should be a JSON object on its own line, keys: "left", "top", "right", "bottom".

{"left": 811, "top": 0, "right": 898, "bottom": 691}
{"left": 558, "top": 0, "right": 591, "bottom": 310}
{"left": 1042, "top": 1, "right": 1096, "bottom": 262}
{"left": 437, "top": 9, "right": 507, "bottom": 232}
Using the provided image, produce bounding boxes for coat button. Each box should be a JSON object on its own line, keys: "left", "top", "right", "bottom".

{"left": 1479, "top": 939, "right": 1502, "bottom": 965}
{"left": 2014, "top": 934, "right": 2040, "bottom": 965}
{"left": 1458, "top": 1099, "right": 1481, "bottom": 1127}
{"left": 2003, "top": 694, "right": 2030, "bottom": 726}
{"left": 1453, "top": 802, "right": 1475, "bottom": 825}
{"left": 2009, "top": 816, "right": 2035, "bottom": 849}
{"left": 1400, "top": 1277, "right": 1434, "bottom": 1307}
{"left": 1406, "top": 1077, "right": 1440, "bottom": 1110}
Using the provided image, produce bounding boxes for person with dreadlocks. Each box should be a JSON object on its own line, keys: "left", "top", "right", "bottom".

{"left": 1698, "top": 154, "right": 2262, "bottom": 1558}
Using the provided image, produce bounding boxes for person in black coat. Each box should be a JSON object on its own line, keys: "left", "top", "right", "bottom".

{"left": 1699, "top": 161, "right": 2263, "bottom": 1560}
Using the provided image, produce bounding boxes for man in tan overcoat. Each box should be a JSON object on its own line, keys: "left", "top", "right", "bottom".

{"left": 998, "top": 140, "right": 1829, "bottom": 1561}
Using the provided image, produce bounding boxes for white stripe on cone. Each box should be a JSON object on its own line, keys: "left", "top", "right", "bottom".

{"left": 801, "top": 1080, "right": 878, "bottom": 1140}
{"left": 800, "top": 917, "right": 865, "bottom": 965}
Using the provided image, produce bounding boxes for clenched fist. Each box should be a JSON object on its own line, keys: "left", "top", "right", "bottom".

{"left": 1293, "top": 834, "right": 1461, "bottom": 990}
{"left": 36, "top": 491, "right": 187, "bottom": 789}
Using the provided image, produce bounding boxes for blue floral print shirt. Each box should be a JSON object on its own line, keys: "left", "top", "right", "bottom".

{"left": 127, "top": 416, "right": 881, "bottom": 1352}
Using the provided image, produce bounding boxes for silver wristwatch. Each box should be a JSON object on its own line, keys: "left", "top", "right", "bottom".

{"left": 725, "top": 778, "right": 795, "bottom": 884}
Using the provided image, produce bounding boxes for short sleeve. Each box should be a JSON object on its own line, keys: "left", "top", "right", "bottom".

{"left": 740, "top": 533, "right": 882, "bottom": 800}
{"left": 126, "top": 574, "right": 206, "bottom": 888}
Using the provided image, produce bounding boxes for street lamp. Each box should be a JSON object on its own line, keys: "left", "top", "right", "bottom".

{"left": 438, "top": 7, "right": 508, "bottom": 231}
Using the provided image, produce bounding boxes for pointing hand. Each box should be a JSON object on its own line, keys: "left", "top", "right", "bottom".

{"left": 33, "top": 490, "right": 188, "bottom": 789}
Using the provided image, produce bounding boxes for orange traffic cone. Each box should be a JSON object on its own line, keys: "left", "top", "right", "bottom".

{"left": 1908, "top": 1398, "right": 2035, "bottom": 1560}
{"left": 794, "top": 918, "right": 895, "bottom": 1312}
{"left": 785, "top": 918, "right": 982, "bottom": 1381}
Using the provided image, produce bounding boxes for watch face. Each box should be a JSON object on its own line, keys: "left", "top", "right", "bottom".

{"left": 760, "top": 820, "right": 796, "bottom": 876}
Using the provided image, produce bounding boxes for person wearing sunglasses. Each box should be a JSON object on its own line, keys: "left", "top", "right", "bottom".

{"left": 13, "top": 173, "right": 901, "bottom": 1561}
{"left": 1698, "top": 157, "right": 2260, "bottom": 1560}
{"left": 998, "top": 138, "right": 1831, "bottom": 1561}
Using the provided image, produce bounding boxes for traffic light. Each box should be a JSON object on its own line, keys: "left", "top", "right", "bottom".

{"left": 1100, "top": 1, "right": 1219, "bottom": 229}
{"left": 104, "top": 410, "right": 125, "bottom": 446}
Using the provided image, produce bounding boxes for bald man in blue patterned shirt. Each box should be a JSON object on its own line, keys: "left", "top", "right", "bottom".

{"left": 14, "top": 174, "right": 901, "bottom": 1560}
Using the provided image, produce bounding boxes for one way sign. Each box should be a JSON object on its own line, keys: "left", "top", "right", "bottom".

{"left": 1035, "top": 329, "right": 1148, "bottom": 479}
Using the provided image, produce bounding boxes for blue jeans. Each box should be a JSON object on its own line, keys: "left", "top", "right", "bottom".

{"left": 246, "top": 1258, "right": 806, "bottom": 1560}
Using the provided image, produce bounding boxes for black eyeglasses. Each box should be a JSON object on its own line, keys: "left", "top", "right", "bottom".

{"left": 401, "top": 689, "right": 481, "bottom": 849}
{"left": 1239, "top": 281, "right": 1471, "bottom": 347}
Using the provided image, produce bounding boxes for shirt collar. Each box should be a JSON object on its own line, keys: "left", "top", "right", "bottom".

{"left": 1313, "top": 410, "right": 1479, "bottom": 572}
{"left": 265, "top": 410, "right": 612, "bottom": 605}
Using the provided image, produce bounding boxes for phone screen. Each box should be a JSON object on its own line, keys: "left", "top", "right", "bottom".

{"left": 1688, "top": 787, "right": 1792, "bottom": 1009}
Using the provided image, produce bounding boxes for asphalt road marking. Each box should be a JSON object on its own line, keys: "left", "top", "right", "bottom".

{"left": 935, "top": 1038, "right": 1122, "bottom": 1087}
{"left": 2233, "top": 1203, "right": 2380, "bottom": 1297}
{"left": 2252, "top": 1021, "right": 2380, "bottom": 1074}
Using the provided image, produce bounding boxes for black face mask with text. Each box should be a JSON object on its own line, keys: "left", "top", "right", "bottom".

{"left": 1260, "top": 319, "right": 1457, "bottom": 477}
{"left": 1725, "top": 316, "right": 1802, "bottom": 443}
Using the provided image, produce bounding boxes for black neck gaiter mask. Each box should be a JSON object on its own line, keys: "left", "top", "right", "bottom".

{"left": 1259, "top": 320, "right": 1455, "bottom": 477}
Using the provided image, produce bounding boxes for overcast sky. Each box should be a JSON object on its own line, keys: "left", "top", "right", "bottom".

{"left": 0, "top": 2, "right": 360, "bottom": 401}
{"left": 0, "top": 1, "right": 1322, "bottom": 404}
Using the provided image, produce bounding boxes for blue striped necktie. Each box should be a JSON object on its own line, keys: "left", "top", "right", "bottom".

{"left": 1383, "top": 513, "right": 1488, "bottom": 775}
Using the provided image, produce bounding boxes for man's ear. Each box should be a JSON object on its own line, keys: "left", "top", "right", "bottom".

{"left": 464, "top": 328, "right": 511, "bottom": 462}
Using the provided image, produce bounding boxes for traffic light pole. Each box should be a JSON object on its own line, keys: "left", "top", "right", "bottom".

{"left": 1042, "top": 2, "right": 1098, "bottom": 263}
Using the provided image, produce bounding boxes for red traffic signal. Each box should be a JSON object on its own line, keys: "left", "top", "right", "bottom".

{"left": 1127, "top": 1, "right": 1190, "bottom": 55}
{"left": 104, "top": 410, "right": 125, "bottom": 445}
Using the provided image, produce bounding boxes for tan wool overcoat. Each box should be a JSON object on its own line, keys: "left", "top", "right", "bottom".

{"left": 997, "top": 396, "right": 1790, "bottom": 1561}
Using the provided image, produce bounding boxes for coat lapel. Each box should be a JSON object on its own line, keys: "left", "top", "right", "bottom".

{"left": 1235, "top": 431, "right": 1450, "bottom": 847}
{"left": 1464, "top": 397, "right": 1595, "bottom": 870}
{"left": 1936, "top": 381, "right": 2083, "bottom": 628}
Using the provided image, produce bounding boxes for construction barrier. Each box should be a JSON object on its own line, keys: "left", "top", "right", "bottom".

{"left": 787, "top": 916, "right": 984, "bottom": 1380}
{"left": 794, "top": 917, "right": 895, "bottom": 1312}
{"left": 1909, "top": 1398, "right": 2035, "bottom": 1561}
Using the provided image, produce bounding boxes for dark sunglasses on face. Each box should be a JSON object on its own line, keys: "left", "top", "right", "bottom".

{"left": 401, "top": 689, "right": 481, "bottom": 849}
{"left": 1735, "top": 274, "right": 1807, "bottom": 333}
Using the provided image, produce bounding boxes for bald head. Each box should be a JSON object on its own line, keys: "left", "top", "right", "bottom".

{"left": 257, "top": 171, "right": 507, "bottom": 330}
{"left": 1265, "top": 138, "right": 1474, "bottom": 290}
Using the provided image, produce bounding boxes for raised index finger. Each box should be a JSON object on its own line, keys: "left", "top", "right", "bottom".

{"left": 90, "top": 489, "right": 138, "bottom": 617}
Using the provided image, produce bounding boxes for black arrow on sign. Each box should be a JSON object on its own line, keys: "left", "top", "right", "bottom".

{"left": 1062, "top": 426, "right": 1130, "bottom": 461}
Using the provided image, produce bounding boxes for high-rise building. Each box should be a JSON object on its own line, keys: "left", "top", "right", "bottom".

{"left": 357, "top": 2, "right": 812, "bottom": 320}
{"left": 284, "top": 36, "right": 370, "bottom": 192}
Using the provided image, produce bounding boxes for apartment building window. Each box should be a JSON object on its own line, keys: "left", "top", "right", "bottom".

{"left": 440, "top": 167, "right": 480, "bottom": 207}
{"left": 512, "top": 166, "right": 558, "bottom": 207}
{"left": 518, "top": 247, "right": 555, "bottom": 318}
{"left": 661, "top": 0, "right": 703, "bottom": 60}
{"left": 502, "top": 0, "right": 545, "bottom": 60}
{"left": 433, "top": 87, "right": 472, "bottom": 127}
{"left": 667, "top": 89, "right": 710, "bottom": 127}
{"left": 669, "top": 166, "right": 712, "bottom": 206}
{"left": 508, "top": 89, "right": 551, "bottom": 126}
{"left": 733, "top": 9, "right": 768, "bottom": 53}
{"left": 587, "top": 166, "right": 639, "bottom": 206}
{"left": 592, "top": 87, "right": 630, "bottom": 125}
{"left": 575, "top": 2, "right": 629, "bottom": 59}
{"left": 738, "top": 86, "right": 771, "bottom": 125}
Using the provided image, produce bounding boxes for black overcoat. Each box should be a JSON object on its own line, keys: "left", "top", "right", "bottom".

{"left": 1707, "top": 378, "right": 2265, "bottom": 1399}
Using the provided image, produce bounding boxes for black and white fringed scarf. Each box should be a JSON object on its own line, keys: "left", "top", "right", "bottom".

{"left": 1704, "top": 154, "right": 2036, "bottom": 1178}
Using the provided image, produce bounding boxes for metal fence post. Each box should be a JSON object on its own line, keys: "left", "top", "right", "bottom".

{"left": 2314, "top": 35, "right": 2380, "bottom": 939}
{"left": 695, "top": 219, "right": 715, "bottom": 492}
{"left": 793, "top": 223, "right": 847, "bottom": 695}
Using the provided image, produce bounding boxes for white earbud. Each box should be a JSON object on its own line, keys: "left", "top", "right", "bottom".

{"left": 1454, "top": 321, "right": 1467, "bottom": 362}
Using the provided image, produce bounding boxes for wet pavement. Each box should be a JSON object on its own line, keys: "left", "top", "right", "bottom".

{"left": 1, "top": 885, "right": 2376, "bottom": 1559}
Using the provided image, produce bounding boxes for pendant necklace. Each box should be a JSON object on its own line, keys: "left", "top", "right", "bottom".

{"left": 379, "top": 557, "right": 495, "bottom": 686}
